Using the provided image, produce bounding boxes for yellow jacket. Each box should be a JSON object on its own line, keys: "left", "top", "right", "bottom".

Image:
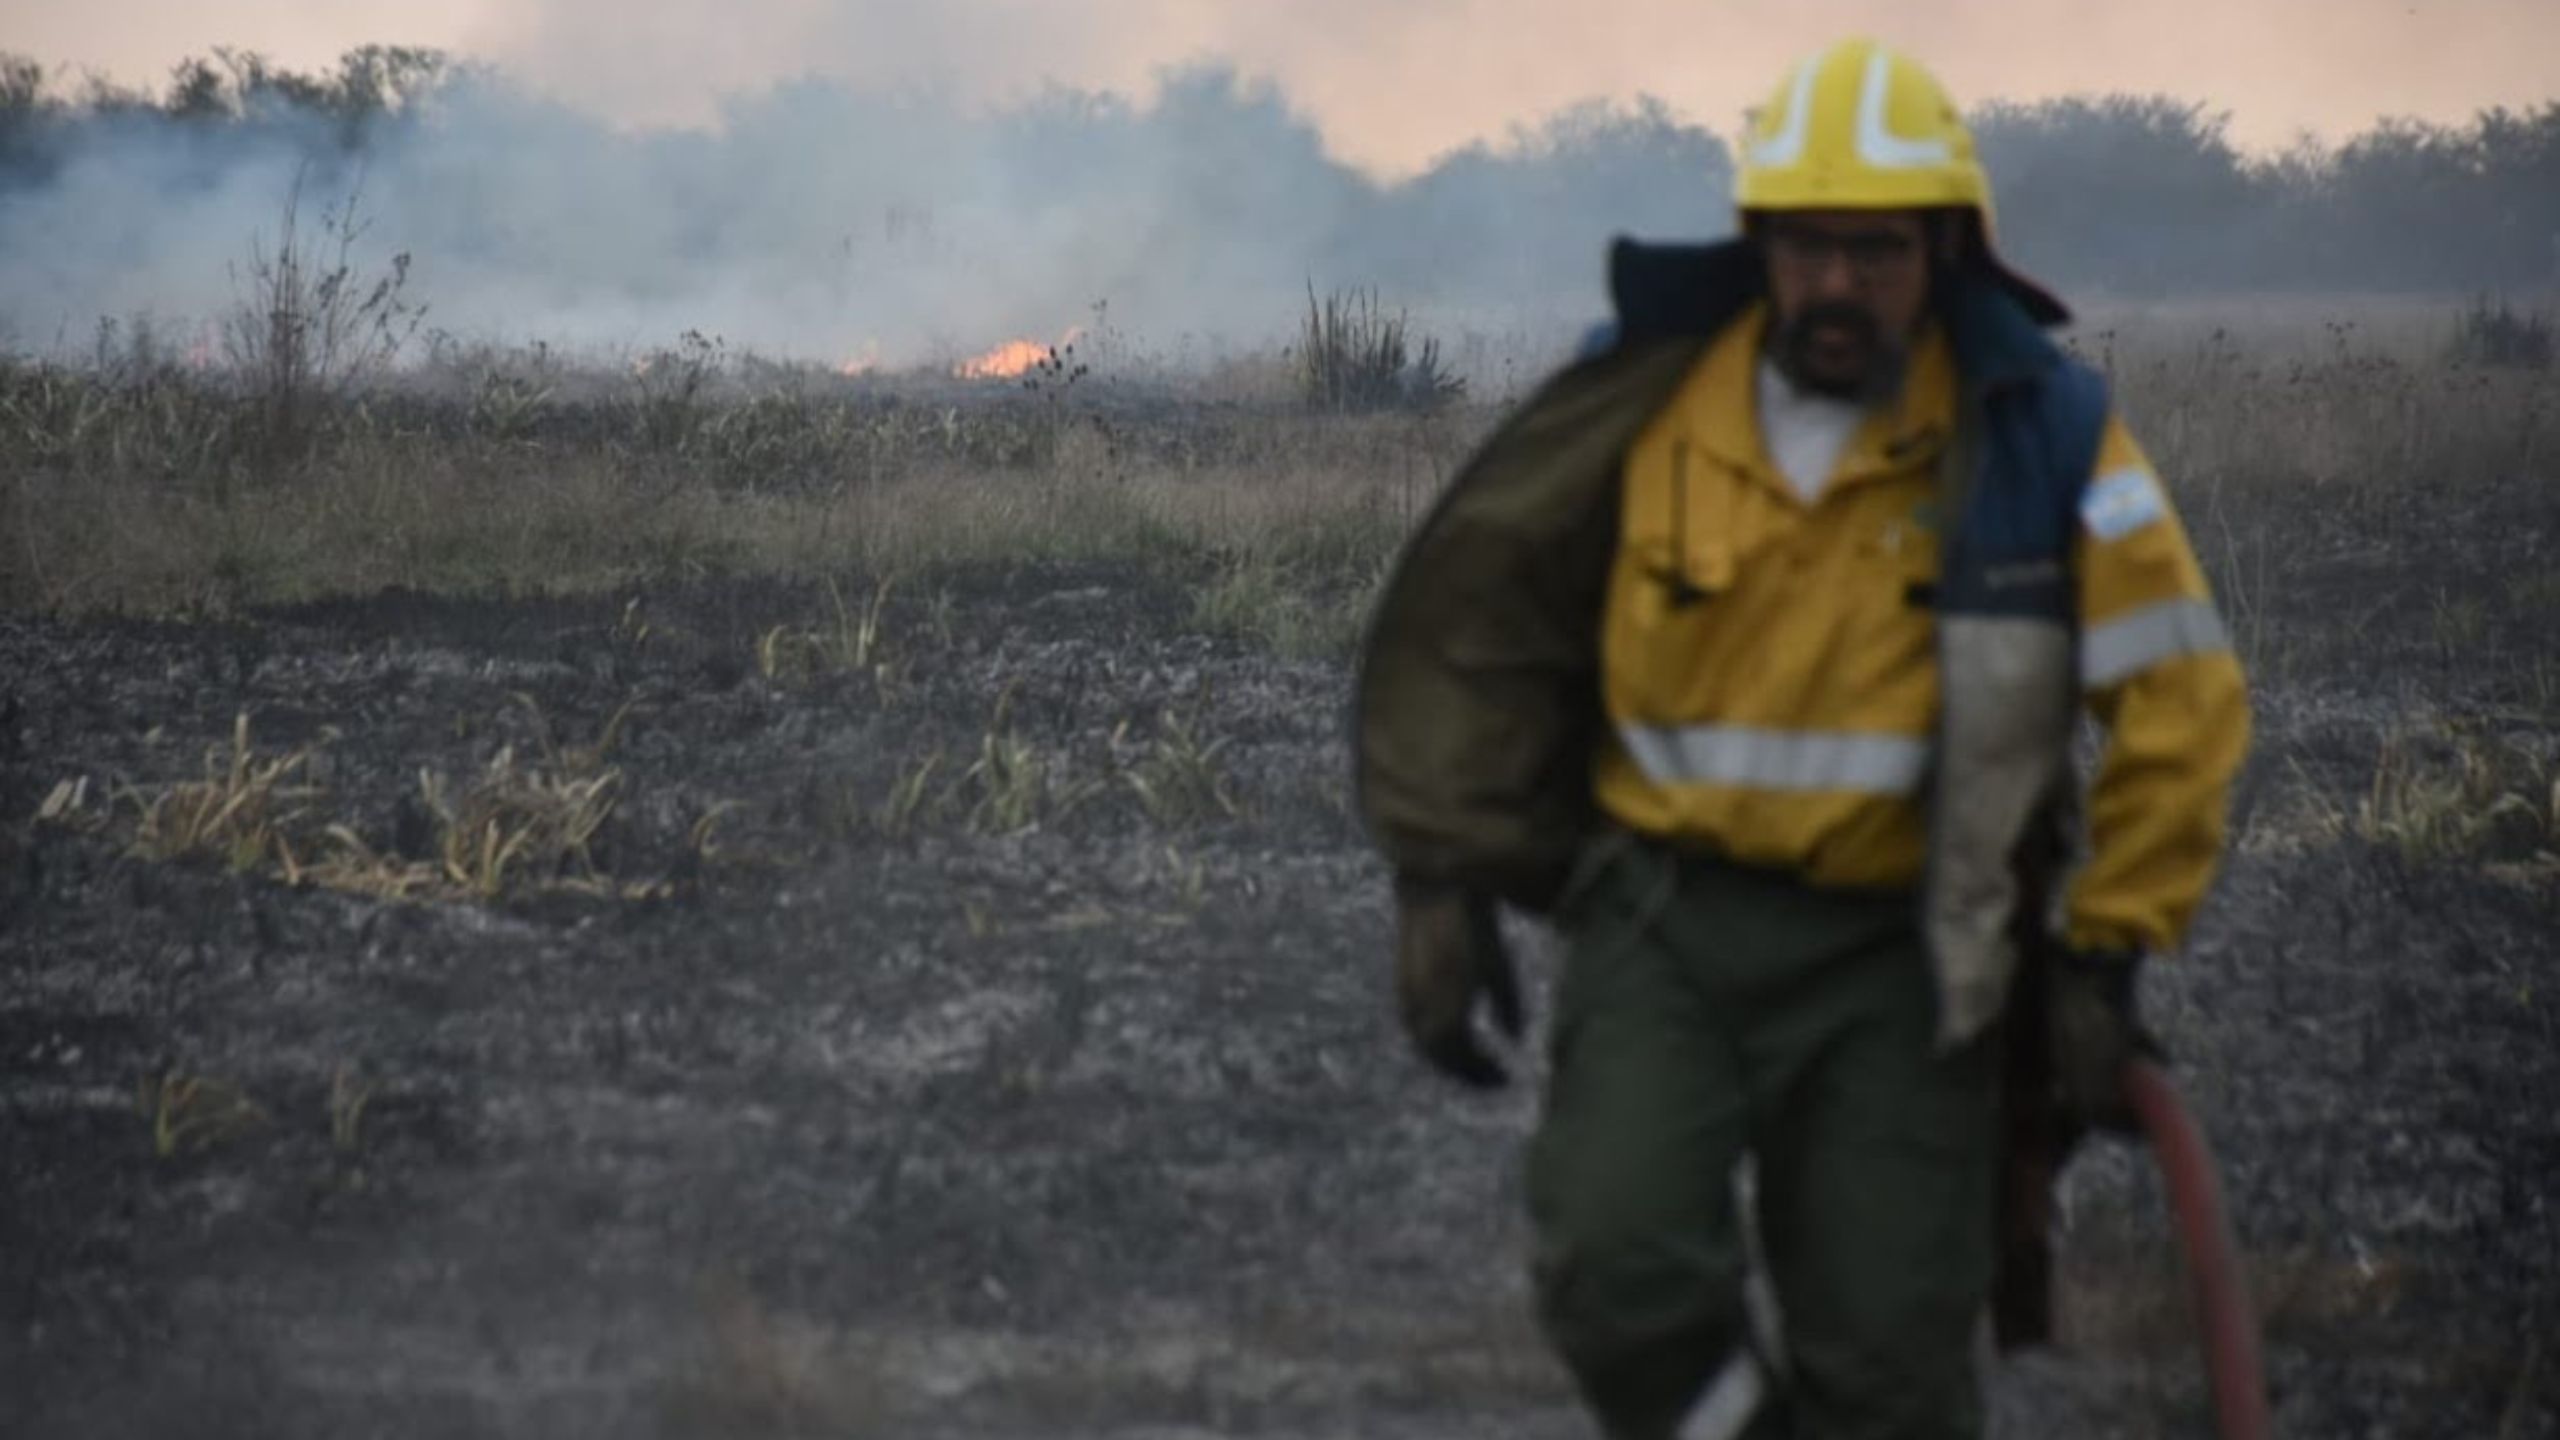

{"left": 1594, "top": 303, "right": 2248, "bottom": 954}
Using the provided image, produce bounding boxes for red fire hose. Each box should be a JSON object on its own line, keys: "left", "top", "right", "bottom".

{"left": 1683, "top": 1058, "right": 2271, "bottom": 1440}
{"left": 2123, "top": 1057, "right": 2271, "bottom": 1440}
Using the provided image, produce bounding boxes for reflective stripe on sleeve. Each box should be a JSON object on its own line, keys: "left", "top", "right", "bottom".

{"left": 1616, "top": 724, "right": 1930, "bottom": 795}
{"left": 2081, "top": 598, "right": 2231, "bottom": 688}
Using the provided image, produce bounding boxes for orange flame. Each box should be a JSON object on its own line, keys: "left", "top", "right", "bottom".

{"left": 954, "top": 327, "right": 1082, "bottom": 381}
{"left": 836, "top": 345, "right": 882, "bottom": 377}
{"left": 954, "top": 338, "right": 1050, "bottom": 380}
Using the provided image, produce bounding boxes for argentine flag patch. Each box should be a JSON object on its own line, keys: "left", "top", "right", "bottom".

{"left": 2081, "top": 466, "right": 2167, "bottom": 541}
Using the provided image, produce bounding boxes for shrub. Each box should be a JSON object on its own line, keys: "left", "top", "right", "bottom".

{"left": 2446, "top": 295, "right": 2555, "bottom": 371}
{"left": 221, "top": 169, "right": 424, "bottom": 461}
{"left": 1294, "top": 284, "right": 1463, "bottom": 415}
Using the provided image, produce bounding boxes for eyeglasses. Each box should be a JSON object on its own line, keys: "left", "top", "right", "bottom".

{"left": 1762, "top": 226, "right": 1924, "bottom": 280}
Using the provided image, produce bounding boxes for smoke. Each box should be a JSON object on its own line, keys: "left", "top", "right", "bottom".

{"left": 2, "top": 31, "right": 2554, "bottom": 373}
{"left": 0, "top": 61, "right": 1733, "bottom": 366}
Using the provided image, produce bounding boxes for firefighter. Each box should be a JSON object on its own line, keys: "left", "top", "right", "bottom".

{"left": 1353, "top": 37, "right": 2250, "bottom": 1439}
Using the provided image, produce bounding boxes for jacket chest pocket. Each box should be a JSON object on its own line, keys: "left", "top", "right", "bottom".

{"left": 1605, "top": 442, "right": 1767, "bottom": 720}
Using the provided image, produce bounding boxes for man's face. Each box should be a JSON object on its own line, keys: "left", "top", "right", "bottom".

{"left": 1760, "top": 209, "right": 1933, "bottom": 401}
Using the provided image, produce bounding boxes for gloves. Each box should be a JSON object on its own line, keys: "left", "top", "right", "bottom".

{"left": 2045, "top": 947, "right": 2161, "bottom": 1135}
{"left": 1393, "top": 877, "right": 1524, "bottom": 1089}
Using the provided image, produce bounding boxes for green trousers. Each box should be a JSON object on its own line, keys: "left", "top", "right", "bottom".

{"left": 1526, "top": 836, "right": 2002, "bottom": 1440}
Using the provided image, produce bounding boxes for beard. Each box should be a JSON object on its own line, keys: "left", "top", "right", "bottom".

{"left": 1770, "top": 301, "right": 1909, "bottom": 403}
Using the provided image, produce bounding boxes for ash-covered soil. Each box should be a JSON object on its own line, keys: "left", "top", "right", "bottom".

{"left": 4, "top": 561, "right": 2554, "bottom": 1439}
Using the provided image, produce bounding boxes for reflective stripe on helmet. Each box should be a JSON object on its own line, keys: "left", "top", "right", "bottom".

{"left": 1750, "top": 59, "right": 1820, "bottom": 169}
{"left": 1855, "top": 47, "right": 1954, "bottom": 169}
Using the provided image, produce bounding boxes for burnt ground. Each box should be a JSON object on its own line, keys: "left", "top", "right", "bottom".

{"left": 3, "top": 558, "right": 2556, "bottom": 1439}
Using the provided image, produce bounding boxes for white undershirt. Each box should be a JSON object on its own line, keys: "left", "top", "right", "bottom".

{"left": 1755, "top": 357, "right": 1867, "bottom": 506}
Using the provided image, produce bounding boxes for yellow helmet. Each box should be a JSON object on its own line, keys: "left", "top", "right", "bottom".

{"left": 1735, "top": 38, "right": 1991, "bottom": 218}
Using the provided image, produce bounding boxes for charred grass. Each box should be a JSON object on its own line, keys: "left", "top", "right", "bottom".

{"left": 2, "top": 307, "right": 2556, "bottom": 1438}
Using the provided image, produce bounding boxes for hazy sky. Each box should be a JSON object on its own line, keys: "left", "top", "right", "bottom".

{"left": 9, "top": 0, "right": 2556, "bottom": 174}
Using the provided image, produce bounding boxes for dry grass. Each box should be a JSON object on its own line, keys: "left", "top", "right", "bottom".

{"left": 2095, "top": 320, "right": 2550, "bottom": 517}
{"left": 755, "top": 575, "right": 897, "bottom": 689}
{"left": 20, "top": 304, "right": 2558, "bottom": 910}
{"left": 122, "top": 713, "right": 326, "bottom": 872}
{"left": 2057, "top": 1240, "right": 2416, "bottom": 1353}
{"left": 283, "top": 824, "right": 443, "bottom": 902}
{"left": 49, "top": 683, "right": 1264, "bottom": 906}
{"left": 327, "top": 1062, "right": 374, "bottom": 1156}
{"left": 925, "top": 690, "right": 1107, "bottom": 837}
{"left": 0, "top": 345, "right": 1462, "bottom": 618}
{"left": 1191, "top": 544, "right": 1392, "bottom": 662}
{"left": 11, "top": 305, "right": 2559, "bottom": 899}
{"left": 7, "top": 299, "right": 2539, "bottom": 645}
{"left": 52, "top": 703, "right": 685, "bottom": 904}
{"left": 419, "top": 747, "right": 622, "bottom": 898}
{"left": 2345, "top": 728, "right": 2560, "bottom": 866}
{"left": 834, "top": 695, "right": 1250, "bottom": 844}
{"left": 137, "top": 1070, "right": 267, "bottom": 1159}
{"left": 0, "top": 415, "right": 1449, "bottom": 620}
{"left": 2241, "top": 723, "right": 2560, "bottom": 886}
{"left": 1118, "top": 706, "right": 1244, "bottom": 827}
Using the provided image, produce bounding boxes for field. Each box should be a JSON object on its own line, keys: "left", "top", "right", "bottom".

{"left": 4, "top": 304, "right": 2557, "bottom": 1438}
